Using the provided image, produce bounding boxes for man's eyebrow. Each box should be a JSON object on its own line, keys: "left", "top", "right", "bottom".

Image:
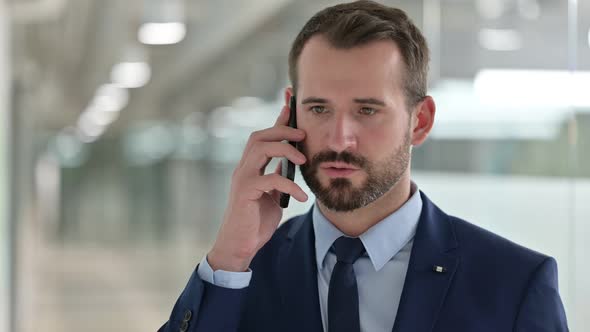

{"left": 353, "top": 98, "right": 386, "bottom": 106}
{"left": 301, "top": 97, "right": 329, "bottom": 104}
{"left": 300, "top": 97, "right": 386, "bottom": 107}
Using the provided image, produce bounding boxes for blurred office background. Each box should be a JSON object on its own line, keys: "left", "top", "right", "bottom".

{"left": 0, "top": 0, "right": 589, "bottom": 331}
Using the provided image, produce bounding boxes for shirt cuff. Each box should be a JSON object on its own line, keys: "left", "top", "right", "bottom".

{"left": 197, "top": 254, "right": 252, "bottom": 289}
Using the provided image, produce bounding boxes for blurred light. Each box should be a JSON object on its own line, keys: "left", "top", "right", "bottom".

{"left": 476, "top": 0, "right": 505, "bottom": 20}
{"left": 77, "top": 114, "right": 106, "bottom": 142}
{"left": 207, "top": 99, "right": 282, "bottom": 164}
{"left": 123, "top": 122, "right": 176, "bottom": 165}
{"left": 52, "top": 128, "right": 89, "bottom": 167}
{"left": 207, "top": 106, "right": 247, "bottom": 164}
{"left": 429, "top": 79, "right": 565, "bottom": 140}
{"left": 517, "top": 0, "right": 541, "bottom": 20}
{"left": 478, "top": 29, "right": 522, "bottom": 51}
{"left": 176, "top": 112, "right": 208, "bottom": 160}
{"left": 231, "top": 96, "right": 264, "bottom": 108}
{"left": 138, "top": 22, "right": 186, "bottom": 45}
{"left": 110, "top": 61, "right": 151, "bottom": 88}
{"left": 208, "top": 106, "right": 235, "bottom": 138}
{"left": 176, "top": 125, "right": 208, "bottom": 160}
{"left": 92, "top": 84, "right": 129, "bottom": 113}
{"left": 588, "top": 28, "right": 590, "bottom": 48}
{"left": 73, "top": 84, "right": 127, "bottom": 144}
{"left": 474, "top": 69, "right": 590, "bottom": 108}
{"left": 81, "top": 106, "right": 120, "bottom": 127}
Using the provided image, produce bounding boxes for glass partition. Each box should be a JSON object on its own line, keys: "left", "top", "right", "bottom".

{"left": 0, "top": 0, "right": 11, "bottom": 330}
{"left": 7, "top": 0, "right": 589, "bottom": 331}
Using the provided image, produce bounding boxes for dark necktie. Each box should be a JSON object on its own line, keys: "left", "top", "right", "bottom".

{"left": 328, "top": 236, "right": 366, "bottom": 332}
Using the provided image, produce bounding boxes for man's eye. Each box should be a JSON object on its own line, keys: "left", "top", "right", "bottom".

{"left": 310, "top": 106, "right": 327, "bottom": 114}
{"left": 360, "top": 107, "right": 377, "bottom": 115}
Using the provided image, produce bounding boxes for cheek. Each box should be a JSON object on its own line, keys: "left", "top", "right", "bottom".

{"left": 359, "top": 123, "right": 396, "bottom": 152}
{"left": 297, "top": 133, "right": 316, "bottom": 157}
{"left": 359, "top": 137, "right": 383, "bottom": 164}
{"left": 297, "top": 121, "right": 320, "bottom": 152}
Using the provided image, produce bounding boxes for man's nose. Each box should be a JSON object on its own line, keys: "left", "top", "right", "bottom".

{"left": 326, "top": 113, "right": 357, "bottom": 153}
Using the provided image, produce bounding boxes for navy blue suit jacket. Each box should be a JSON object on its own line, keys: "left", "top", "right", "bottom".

{"left": 159, "top": 192, "right": 568, "bottom": 332}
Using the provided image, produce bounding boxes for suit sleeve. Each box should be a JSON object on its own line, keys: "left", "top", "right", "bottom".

{"left": 514, "top": 257, "right": 569, "bottom": 332}
{"left": 157, "top": 263, "right": 249, "bottom": 332}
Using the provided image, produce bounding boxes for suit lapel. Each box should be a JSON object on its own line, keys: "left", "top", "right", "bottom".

{"left": 277, "top": 208, "right": 324, "bottom": 332}
{"left": 392, "top": 192, "right": 460, "bottom": 332}
{"left": 275, "top": 192, "right": 459, "bottom": 332}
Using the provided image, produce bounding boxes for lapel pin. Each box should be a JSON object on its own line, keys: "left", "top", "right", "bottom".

{"left": 433, "top": 265, "right": 447, "bottom": 273}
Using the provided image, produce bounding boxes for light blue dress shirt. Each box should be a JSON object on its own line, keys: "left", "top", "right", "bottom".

{"left": 198, "top": 182, "right": 423, "bottom": 332}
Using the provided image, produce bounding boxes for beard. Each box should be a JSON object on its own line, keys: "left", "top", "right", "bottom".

{"left": 299, "top": 131, "right": 411, "bottom": 212}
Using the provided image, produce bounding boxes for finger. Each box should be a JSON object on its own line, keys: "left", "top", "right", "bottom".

{"left": 274, "top": 105, "right": 291, "bottom": 126}
{"left": 248, "top": 125, "right": 305, "bottom": 145}
{"left": 240, "top": 126, "right": 304, "bottom": 169}
{"left": 253, "top": 173, "right": 308, "bottom": 202}
{"left": 245, "top": 142, "right": 306, "bottom": 173}
{"left": 269, "top": 160, "right": 282, "bottom": 203}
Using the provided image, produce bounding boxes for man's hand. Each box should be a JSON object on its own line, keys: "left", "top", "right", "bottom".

{"left": 207, "top": 104, "right": 308, "bottom": 272}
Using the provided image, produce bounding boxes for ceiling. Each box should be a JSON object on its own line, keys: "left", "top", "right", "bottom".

{"left": 8, "top": 0, "right": 590, "bottom": 137}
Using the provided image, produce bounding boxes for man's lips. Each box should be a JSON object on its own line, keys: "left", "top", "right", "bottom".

{"left": 319, "top": 162, "right": 360, "bottom": 177}
{"left": 319, "top": 162, "right": 360, "bottom": 170}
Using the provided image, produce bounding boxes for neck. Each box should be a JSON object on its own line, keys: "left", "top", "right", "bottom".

{"left": 317, "top": 174, "right": 413, "bottom": 237}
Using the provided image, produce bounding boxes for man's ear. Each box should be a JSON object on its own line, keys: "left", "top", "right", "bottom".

{"left": 284, "top": 87, "right": 294, "bottom": 106}
{"left": 411, "top": 96, "right": 436, "bottom": 147}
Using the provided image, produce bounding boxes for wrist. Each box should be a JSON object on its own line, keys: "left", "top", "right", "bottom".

{"left": 207, "top": 248, "right": 252, "bottom": 272}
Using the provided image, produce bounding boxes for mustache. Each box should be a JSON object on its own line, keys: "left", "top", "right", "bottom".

{"left": 308, "top": 150, "right": 367, "bottom": 169}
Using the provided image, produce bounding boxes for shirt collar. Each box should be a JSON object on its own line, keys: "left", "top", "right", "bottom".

{"left": 312, "top": 181, "right": 422, "bottom": 272}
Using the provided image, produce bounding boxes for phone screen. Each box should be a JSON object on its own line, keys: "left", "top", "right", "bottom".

{"left": 279, "top": 96, "right": 298, "bottom": 208}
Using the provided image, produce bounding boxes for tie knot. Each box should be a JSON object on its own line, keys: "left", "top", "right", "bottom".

{"left": 332, "top": 236, "right": 365, "bottom": 264}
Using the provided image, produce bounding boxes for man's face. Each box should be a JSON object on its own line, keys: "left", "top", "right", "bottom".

{"left": 296, "top": 36, "right": 413, "bottom": 212}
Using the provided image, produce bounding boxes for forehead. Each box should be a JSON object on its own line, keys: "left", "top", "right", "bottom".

{"left": 297, "top": 35, "right": 405, "bottom": 97}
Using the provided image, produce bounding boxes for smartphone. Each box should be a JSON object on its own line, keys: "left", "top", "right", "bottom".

{"left": 279, "top": 96, "right": 298, "bottom": 208}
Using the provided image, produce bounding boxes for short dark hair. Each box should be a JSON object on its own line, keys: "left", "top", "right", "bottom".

{"left": 288, "top": 0, "right": 430, "bottom": 108}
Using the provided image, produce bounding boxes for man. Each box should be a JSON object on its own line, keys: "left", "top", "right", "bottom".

{"left": 159, "top": 1, "right": 568, "bottom": 331}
